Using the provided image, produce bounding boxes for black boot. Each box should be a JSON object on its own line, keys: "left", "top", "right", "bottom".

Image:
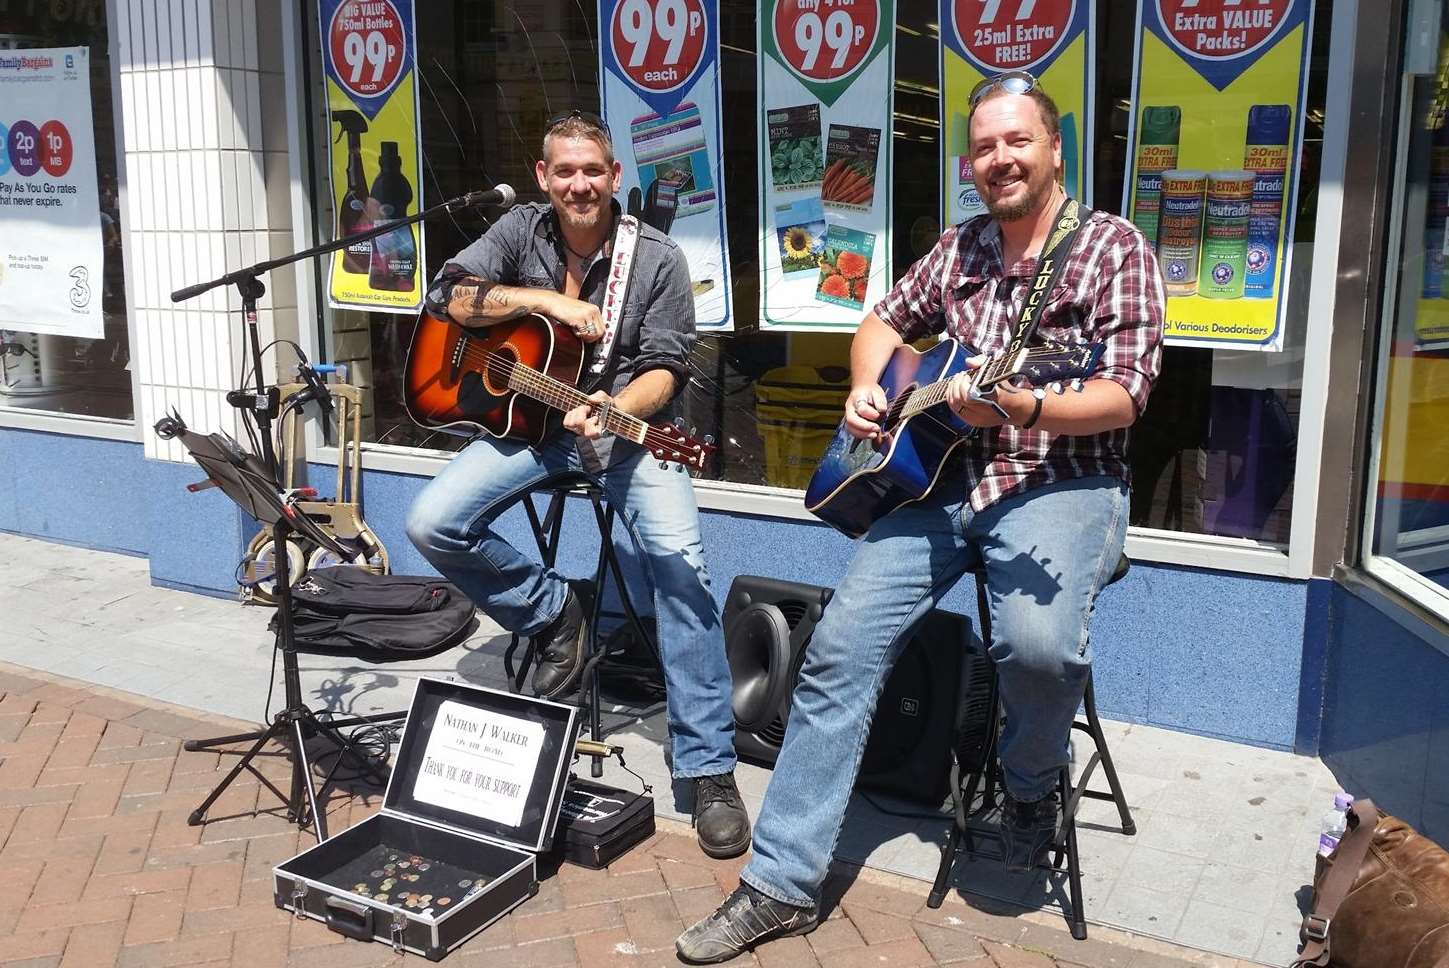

{"left": 530, "top": 582, "right": 590, "bottom": 699}
{"left": 693, "top": 772, "right": 751, "bottom": 859}
{"left": 675, "top": 883, "right": 817, "bottom": 964}
{"left": 1001, "top": 790, "right": 1060, "bottom": 873}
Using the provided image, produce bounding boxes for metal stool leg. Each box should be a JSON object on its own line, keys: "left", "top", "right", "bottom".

{"left": 1059, "top": 768, "right": 1088, "bottom": 941}
{"left": 1082, "top": 676, "right": 1135, "bottom": 835}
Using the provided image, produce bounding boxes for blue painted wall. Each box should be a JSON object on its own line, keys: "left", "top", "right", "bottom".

{"left": 5, "top": 428, "right": 1313, "bottom": 750}
{"left": 1319, "top": 582, "right": 1449, "bottom": 845}
{"left": 0, "top": 427, "right": 249, "bottom": 595}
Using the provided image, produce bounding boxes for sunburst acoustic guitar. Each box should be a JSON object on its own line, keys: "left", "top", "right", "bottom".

{"left": 403, "top": 309, "right": 714, "bottom": 472}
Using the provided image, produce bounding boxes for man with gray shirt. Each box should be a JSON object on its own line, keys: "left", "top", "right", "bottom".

{"left": 406, "top": 111, "right": 749, "bottom": 859}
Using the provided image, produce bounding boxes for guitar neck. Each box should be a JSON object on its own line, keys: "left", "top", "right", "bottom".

{"left": 504, "top": 359, "right": 650, "bottom": 444}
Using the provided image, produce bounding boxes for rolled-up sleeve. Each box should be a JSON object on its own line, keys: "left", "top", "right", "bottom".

{"left": 423, "top": 208, "right": 527, "bottom": 315}
{"left": 871, "top": 229, "right": 954, "bottom": 343}
{"left": 1089, "top": 224, "right": 1165, "bottom": 415}
{"left": 631, "top": 243, "right": 696, "bottom": 390}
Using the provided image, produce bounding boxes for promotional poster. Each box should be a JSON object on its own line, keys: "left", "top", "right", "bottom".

{"left": 0, "top": 47, "right": 103, "bottom": 339}
{"left": 758, "top": 0, "right": 894, "bottom": 331}
{"left": 600, "top": 0, "right": 734, "bottom": 330}
{"left": 1122, "top": 0, "right": 1313, "bottom": 351}
{"left": 939, "top": 0, "right": 1094, "bottom": 227}
{"left": 319, "top": 0, "right": 425, "bottom": 314}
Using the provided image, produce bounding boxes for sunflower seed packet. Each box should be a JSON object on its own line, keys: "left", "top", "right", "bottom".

{"left": 815, "top": 225, "right": 876, "bottom": 310}
{"left": 774, "top": 197, "right": 827, "bottom": 275}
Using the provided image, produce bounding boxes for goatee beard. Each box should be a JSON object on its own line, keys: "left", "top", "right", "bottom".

{"left": 985, "top": 177, "right": 1053, "bottom": 223}
{"left": 559, "top": 201, "right": 604, "bottom": 232}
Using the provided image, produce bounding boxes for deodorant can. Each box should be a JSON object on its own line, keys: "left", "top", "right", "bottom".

{"left": 1131, "top": 106, "right": 1182, "bottom": 246}
{"left": 1200, "top": 172, "right": 1256, "bottom": 300}
{"left": 1243, "top": 105, "right": 1291, "bottom": 298}
{"left": 1157, "top": 170, "right": 1207, "bottom": 296}
{"left": 1060, "top": 112, "right": 1079, "bottom": 199}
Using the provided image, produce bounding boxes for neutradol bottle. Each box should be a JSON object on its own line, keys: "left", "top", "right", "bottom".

{"left": 1200, "top": 172, "right": 1256, "bottom": 300}
{"left": 1131, "top": 106, "right": 1182, "bottom": 247}
{"left": 1157, "top": 170, "right": 1207, "bottom": 297}
{"left": 1243, "top": 105, "right": 1291, "bottom": 298}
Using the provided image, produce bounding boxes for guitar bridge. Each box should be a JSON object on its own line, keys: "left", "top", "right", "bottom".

{"left": 448, "top": 331, "right": 469, "bottom": 380}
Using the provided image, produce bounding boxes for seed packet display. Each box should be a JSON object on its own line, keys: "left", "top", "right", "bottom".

{"left": 815, "top": 226, "right": 876, "bottom": 310}
{"left": 821, "top": 125, "right": 881, "bottom": 212}
{"left": 775, "top": 198, "right": 827, "bottom": 275}
{"left": 767, "top": 104, "right": 824, "bottom": 192}
{"left": 630, "top": 103, "right": 717, "bottom": 219}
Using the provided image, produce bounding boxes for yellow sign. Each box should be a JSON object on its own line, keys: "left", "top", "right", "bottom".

{"left": 319, "top": 0, "right": 424, "bottom": 314}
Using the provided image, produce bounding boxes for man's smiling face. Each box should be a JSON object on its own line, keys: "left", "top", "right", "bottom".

{"left": 968, "top": 94, "right": 1061, "bottom": 224}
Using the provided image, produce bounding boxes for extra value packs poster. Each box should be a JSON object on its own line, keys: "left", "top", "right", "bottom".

{"left": 600, "top": 0, "right": 734, "bottom": 330}
{"left": 1123, "top": 0, "right": 1313, "bottom": 351}
{"left": 758, "top": 0, "right": 894, "bottom": 331}
{"left": 939, "top": 0, "right": 1094, "bottom": 227}
{"left": 319, "top": 0, "right": 425, "bottom": 314}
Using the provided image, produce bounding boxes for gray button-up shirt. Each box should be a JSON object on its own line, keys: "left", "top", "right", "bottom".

{"left": 425, "top": 201, "right": 697, "bottom": 468}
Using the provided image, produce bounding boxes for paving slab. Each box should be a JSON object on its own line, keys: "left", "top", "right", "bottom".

{"left": 0, "top": 531, "right": 1335, "bottom": 965}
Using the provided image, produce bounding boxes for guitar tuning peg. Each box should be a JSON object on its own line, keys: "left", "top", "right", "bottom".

{"left": 1070, "top": 378, "right": 1083, "bottom": 392}
{"left": 703, "top": 435, "right": 715, "bottom": 446}
{"left": 658, "top": 461, "right": 669, "bottom": 470}
{"left": 1051, "top": 381, "right": 1066, "bottom": 395}
{"left": 689, "top": 426, "right": 698, "bottom": 438}
{"left": 673, "top": 417, "right": 686, "bottom": 428}
{"left": 674, "top": 464, "right": 685, "bottom": 473}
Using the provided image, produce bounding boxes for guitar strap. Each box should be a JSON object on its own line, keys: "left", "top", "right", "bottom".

{"left": 588, "top": 213, "right": 641, "bottom": 378}
{"left": 1002, "top": 195, "right": 1089, "bottom": 358}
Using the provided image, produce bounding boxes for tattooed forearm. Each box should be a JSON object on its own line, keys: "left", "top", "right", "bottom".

{"left": 446, "top": 277, "right": 538, "bottom": 328}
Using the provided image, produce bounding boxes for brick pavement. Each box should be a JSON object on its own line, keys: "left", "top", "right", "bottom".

{"left": 0, "top": 662, "right": 1246, "bottom": 968}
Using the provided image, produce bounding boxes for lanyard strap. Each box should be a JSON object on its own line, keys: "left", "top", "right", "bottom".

{"left": 588, "top": 214, "right": 641, "bottom": 377}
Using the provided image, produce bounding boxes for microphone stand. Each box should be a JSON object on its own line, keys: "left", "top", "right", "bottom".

{"left": 170, "top": 191, "right": 506, "bottom": 841}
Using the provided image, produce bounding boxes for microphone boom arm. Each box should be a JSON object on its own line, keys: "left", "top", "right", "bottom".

{"left": 170, "top": 186, "right": 513, "bottom": 304}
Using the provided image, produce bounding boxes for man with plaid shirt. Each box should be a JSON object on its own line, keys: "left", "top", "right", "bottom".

{"left": 677, "top": 75, "right": 1164, "bottom": 964}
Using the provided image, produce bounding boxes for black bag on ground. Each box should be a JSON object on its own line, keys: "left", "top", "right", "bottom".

{"left": 268, "top": 567, "right": 477, "bottom": 662}
{"left": 546, "top": 777, "right": 655, "bottom": 869}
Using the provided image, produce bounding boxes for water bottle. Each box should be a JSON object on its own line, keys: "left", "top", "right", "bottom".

{"left": 1317, "top": 792, "right": 1354, "bottom": 857}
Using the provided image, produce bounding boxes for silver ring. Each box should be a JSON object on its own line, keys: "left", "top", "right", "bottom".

{"left": 854, "top": 397, "right": 869, "bottom": 408}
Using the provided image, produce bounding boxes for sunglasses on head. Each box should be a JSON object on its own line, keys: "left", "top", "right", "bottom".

{"left": 545, "top": 109, "right": 607, "bottom": 131}
{"left": 968, "top": 70, "right": 1038, "bottom": 107}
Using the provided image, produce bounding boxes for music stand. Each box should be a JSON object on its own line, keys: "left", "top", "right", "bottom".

{"left": 160, "top": 418, "right": 407, "bottom": 841}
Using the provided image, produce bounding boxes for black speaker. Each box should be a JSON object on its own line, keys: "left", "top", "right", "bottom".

{"left": 722, "top": 576, "right": 831, "bottom": 765}
{"left": 723, "top": 575, "right": 970, "bottom": 804}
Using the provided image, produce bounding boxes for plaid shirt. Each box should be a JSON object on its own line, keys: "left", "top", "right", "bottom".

{"left": 873, "top": 209, "right": 1165, "bottom": 512}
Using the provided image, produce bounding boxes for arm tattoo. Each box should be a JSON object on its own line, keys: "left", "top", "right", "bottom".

{"left": 448, "top": 276, "right": 531, "bottom": 327}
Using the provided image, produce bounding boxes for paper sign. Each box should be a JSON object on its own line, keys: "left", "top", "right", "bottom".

{"left": 412, "top": 700, "right": 544, "bottom": 828}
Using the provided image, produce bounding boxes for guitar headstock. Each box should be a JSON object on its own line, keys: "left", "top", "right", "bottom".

{"left": 977, "top": 339, "right": 1106, "bottom": 391}
{"left": 643, "top": 420, "right": 716, "bottom": 473}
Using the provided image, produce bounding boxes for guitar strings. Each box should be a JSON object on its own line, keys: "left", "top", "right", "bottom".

{"left": 449, "top": 340, "right": 700, "bottom": 460}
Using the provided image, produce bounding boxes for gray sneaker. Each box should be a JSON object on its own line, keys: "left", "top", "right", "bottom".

{"left": 675, "top": 883, "right": 817, "bottom": 964}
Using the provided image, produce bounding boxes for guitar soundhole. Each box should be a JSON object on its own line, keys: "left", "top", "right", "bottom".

{"left": 482, "top": 344, "right": 517, "bottom": 395}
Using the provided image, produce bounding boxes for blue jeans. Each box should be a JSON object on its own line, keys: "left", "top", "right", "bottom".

{"left": 741, "top": 475, "right": 1128, "bottom": 906}
{"left": 405, "top": 434, "right": 736, "bottom": 779}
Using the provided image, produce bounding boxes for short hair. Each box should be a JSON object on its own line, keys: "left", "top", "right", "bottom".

{"left": 969, "top": 85, "right": 1061, "bottom": 141}
{"left": 541, "top": 115, "right": 615, "bottom": 166}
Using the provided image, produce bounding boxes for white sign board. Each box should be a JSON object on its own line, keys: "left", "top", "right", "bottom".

{"left": 0, "top": 47, "right": 104, "bottom": 339}
{"left": 411, "top": 700, "right": 545, "bottom": 828}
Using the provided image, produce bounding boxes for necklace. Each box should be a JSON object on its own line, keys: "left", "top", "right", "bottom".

{"left": 563, "top": 237, "right": 604, "bottom": 261}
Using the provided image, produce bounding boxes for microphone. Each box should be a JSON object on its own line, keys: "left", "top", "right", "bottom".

{"left": 459, "top": 184, "right": 516, "bottom": 208}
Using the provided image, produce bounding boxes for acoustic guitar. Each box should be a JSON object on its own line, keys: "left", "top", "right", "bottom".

{"left": 403, "top": 309, "right": 714, "bottom": 472}
{"left": 804, "top": 337, "right": 1105, "bottom": 538}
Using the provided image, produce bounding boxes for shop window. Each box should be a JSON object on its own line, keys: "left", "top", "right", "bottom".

{"left": 0, "top": 5, "right": 131, "bottom": 422}
{"left": 1365, "top": 5, "right": 1449, "bottom": 607}
{"left": 304, "top": 0, "right": 1332, "bottom": 547}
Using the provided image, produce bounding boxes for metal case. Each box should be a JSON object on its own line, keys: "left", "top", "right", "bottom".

{"left": 273, "top": 679, "right": 578, "bottom": 960}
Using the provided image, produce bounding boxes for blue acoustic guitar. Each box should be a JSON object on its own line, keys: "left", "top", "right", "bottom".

{"left": 804, "top": 338, "right": 1106, "bottom": 538}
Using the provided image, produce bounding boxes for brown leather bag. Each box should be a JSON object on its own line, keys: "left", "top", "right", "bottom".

{"left": 1293, "top": 800, "right": 1449, "bottom": 967}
